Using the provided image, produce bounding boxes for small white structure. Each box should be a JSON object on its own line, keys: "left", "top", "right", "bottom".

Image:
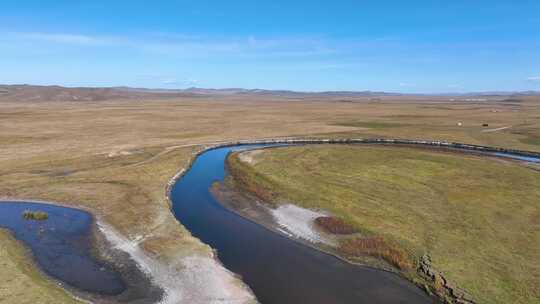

{"left": 457, "top": 122, "right": 463, "bottom": 127}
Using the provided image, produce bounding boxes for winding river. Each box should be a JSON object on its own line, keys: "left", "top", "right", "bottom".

{"left": 2, "top": 142, "right": 538, "bottom": 303}
{"left": 170, "top": 144, "right": 433, "bottom": 304}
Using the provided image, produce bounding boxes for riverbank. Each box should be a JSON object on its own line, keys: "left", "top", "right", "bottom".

{"left": 209, "top": 183, "right": 399, "bottom": 273}
{"left": 223, "top": 143, "right": 540, "bottom": 304}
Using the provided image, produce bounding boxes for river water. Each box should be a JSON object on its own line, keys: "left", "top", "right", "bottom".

{"left": 170, "top": 145, "right": 433, "bottom": 304}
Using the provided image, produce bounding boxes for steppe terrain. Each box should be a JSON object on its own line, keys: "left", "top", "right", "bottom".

{"left": 1, "top": 85, "right": 539, "bottom": 302}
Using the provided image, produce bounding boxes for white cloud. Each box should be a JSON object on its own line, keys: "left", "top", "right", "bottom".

{"left": 136, "top": 74, "right": 198, "bottom": 87}
{"left": 136, "top": 74, "right": 169, "bottom": 81}
{"left": 184, "top": 79, "right": 199, "bottom": 86}
{"left": 7, "top": 32, "right": 113, "bottom": 46}
{"left": 162, "top": 78, "right": 181, "bottom": 85}
{"left": 259, "top": 62, "right": 356, "bottom": 71}
{"left": 527, "top": 76, "right": 540, "bottom": 82}
{"left": 2, "top": 30, "right": 340, "bottom": 59}
{"left": 399, "top": 82, "right": 416, "bottom": 87}
{"left": 162, "top": 78, "right": 198, "bottom": 86}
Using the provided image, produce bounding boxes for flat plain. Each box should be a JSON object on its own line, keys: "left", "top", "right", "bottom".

{"left": 1, "top": 88, "right": 540, "bottom": 303}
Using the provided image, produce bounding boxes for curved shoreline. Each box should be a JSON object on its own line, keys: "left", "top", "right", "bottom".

{"left": 165, "top": 138, "right": 540, "bottom": 304}
{"left": 210, "top": 182, "right": 402, "bottom": 274}
{"left": 165, "top": 136, "right": 540, "bottom": 218}
{"left": 168, "top": 143, "right": 433, "bottom": 303}
{"left": 220, "top": 152, "right": 461, "bottom": 302}
{"left": 165, "top": 137, "right": 540, "bottom": 193}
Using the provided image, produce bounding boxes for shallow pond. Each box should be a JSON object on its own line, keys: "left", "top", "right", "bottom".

{"left": 0, "top": 201, "right": 126, "bottom": 295}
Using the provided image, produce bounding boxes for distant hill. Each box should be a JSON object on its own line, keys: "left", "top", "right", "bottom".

{"left": 433, "top": 91, "right": 540, "bottom": 97}
{"left": 0, "top": 84, "right": 538, "bottom": 102}
{"left": 0, "top": 84, "right": 407, "bottom": 102}
{"left": 0, "top": 84, "right": 201, "bottom": 102}
{"left": 184, "top": 87, "right": 404, "bottom": 97}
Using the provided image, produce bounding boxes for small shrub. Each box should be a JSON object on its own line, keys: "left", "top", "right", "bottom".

{"left": 22, "top": 210, "right": 49, "bottom": 221}
{"left": 315, "top": 216, "right": 357, "bottom": 234}
{"left": 338, "top": 237, "right": 413, "bottom": 270}
{"left": 433, "top": 274, "right": 444, "bottom": 292}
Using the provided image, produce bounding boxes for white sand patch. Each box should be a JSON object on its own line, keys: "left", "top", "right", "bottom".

{"left": 178, "top": 256, "right": 257, "bottom": 304}
{"left": 481, "top": 125, "right": 512, "bottom": 133}
{"left": 107, "top": 150, "right": 134, "bottom": 158}
{"left": 270, "top": 204, "right": 334, "bottom": 245}
{"left": 276, "top": 228, "right": 293, "bottom": 238}
{"left": 238, "top": 150, "right": 263, "bottom": 165}
{"left": 97, "top": 221, "right": 257, "bottom": 304}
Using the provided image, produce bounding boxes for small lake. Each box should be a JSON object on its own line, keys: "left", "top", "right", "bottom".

{"left": 0, "top": 201, "right": 126, "bottom": 295}
{"left": 170, "top": 145, "right": 433, "bottom": 304}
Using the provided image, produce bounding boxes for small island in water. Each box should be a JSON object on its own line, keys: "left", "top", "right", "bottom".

{"left": 22, "top": 210, "right": 49, "bottom": 221}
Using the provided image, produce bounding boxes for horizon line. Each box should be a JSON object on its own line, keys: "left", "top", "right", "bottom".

{"left": 2, "top": 83, "right": 539, "bottom": 97}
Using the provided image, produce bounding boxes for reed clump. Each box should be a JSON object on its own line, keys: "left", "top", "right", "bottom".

{"left": 226, "top": 152, "right": 278, "bottom": 204}
{"left": 338, "top": 237, "right": 413, "bottom": 270}
{"left": 315, "top": 216, "right": 357, "bottom": 234}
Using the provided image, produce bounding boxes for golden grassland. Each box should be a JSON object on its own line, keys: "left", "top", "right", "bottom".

{"left": 228, "top": 144, "right": 540, "bottom": 304}
{"left": 0, "top": 95, "right": 539, "bottom": 302}
{"left": 0, "top": 229, "right": 81, "bottom": 303}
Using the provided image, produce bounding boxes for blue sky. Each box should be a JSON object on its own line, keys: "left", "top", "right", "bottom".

{"left": 1, "top": 1, "right": 539, "bottom": 93}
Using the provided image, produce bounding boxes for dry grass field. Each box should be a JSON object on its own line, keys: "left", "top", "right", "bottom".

{"left": 1, "top": 92, "right": 539, "bottom": 302}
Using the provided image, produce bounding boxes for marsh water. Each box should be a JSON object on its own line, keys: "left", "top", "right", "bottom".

{"left": 170, "top": 145, "right": 433, "bottom": 304}
{"left": 0, "top": 202, "right": 126, "bottom": 295}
